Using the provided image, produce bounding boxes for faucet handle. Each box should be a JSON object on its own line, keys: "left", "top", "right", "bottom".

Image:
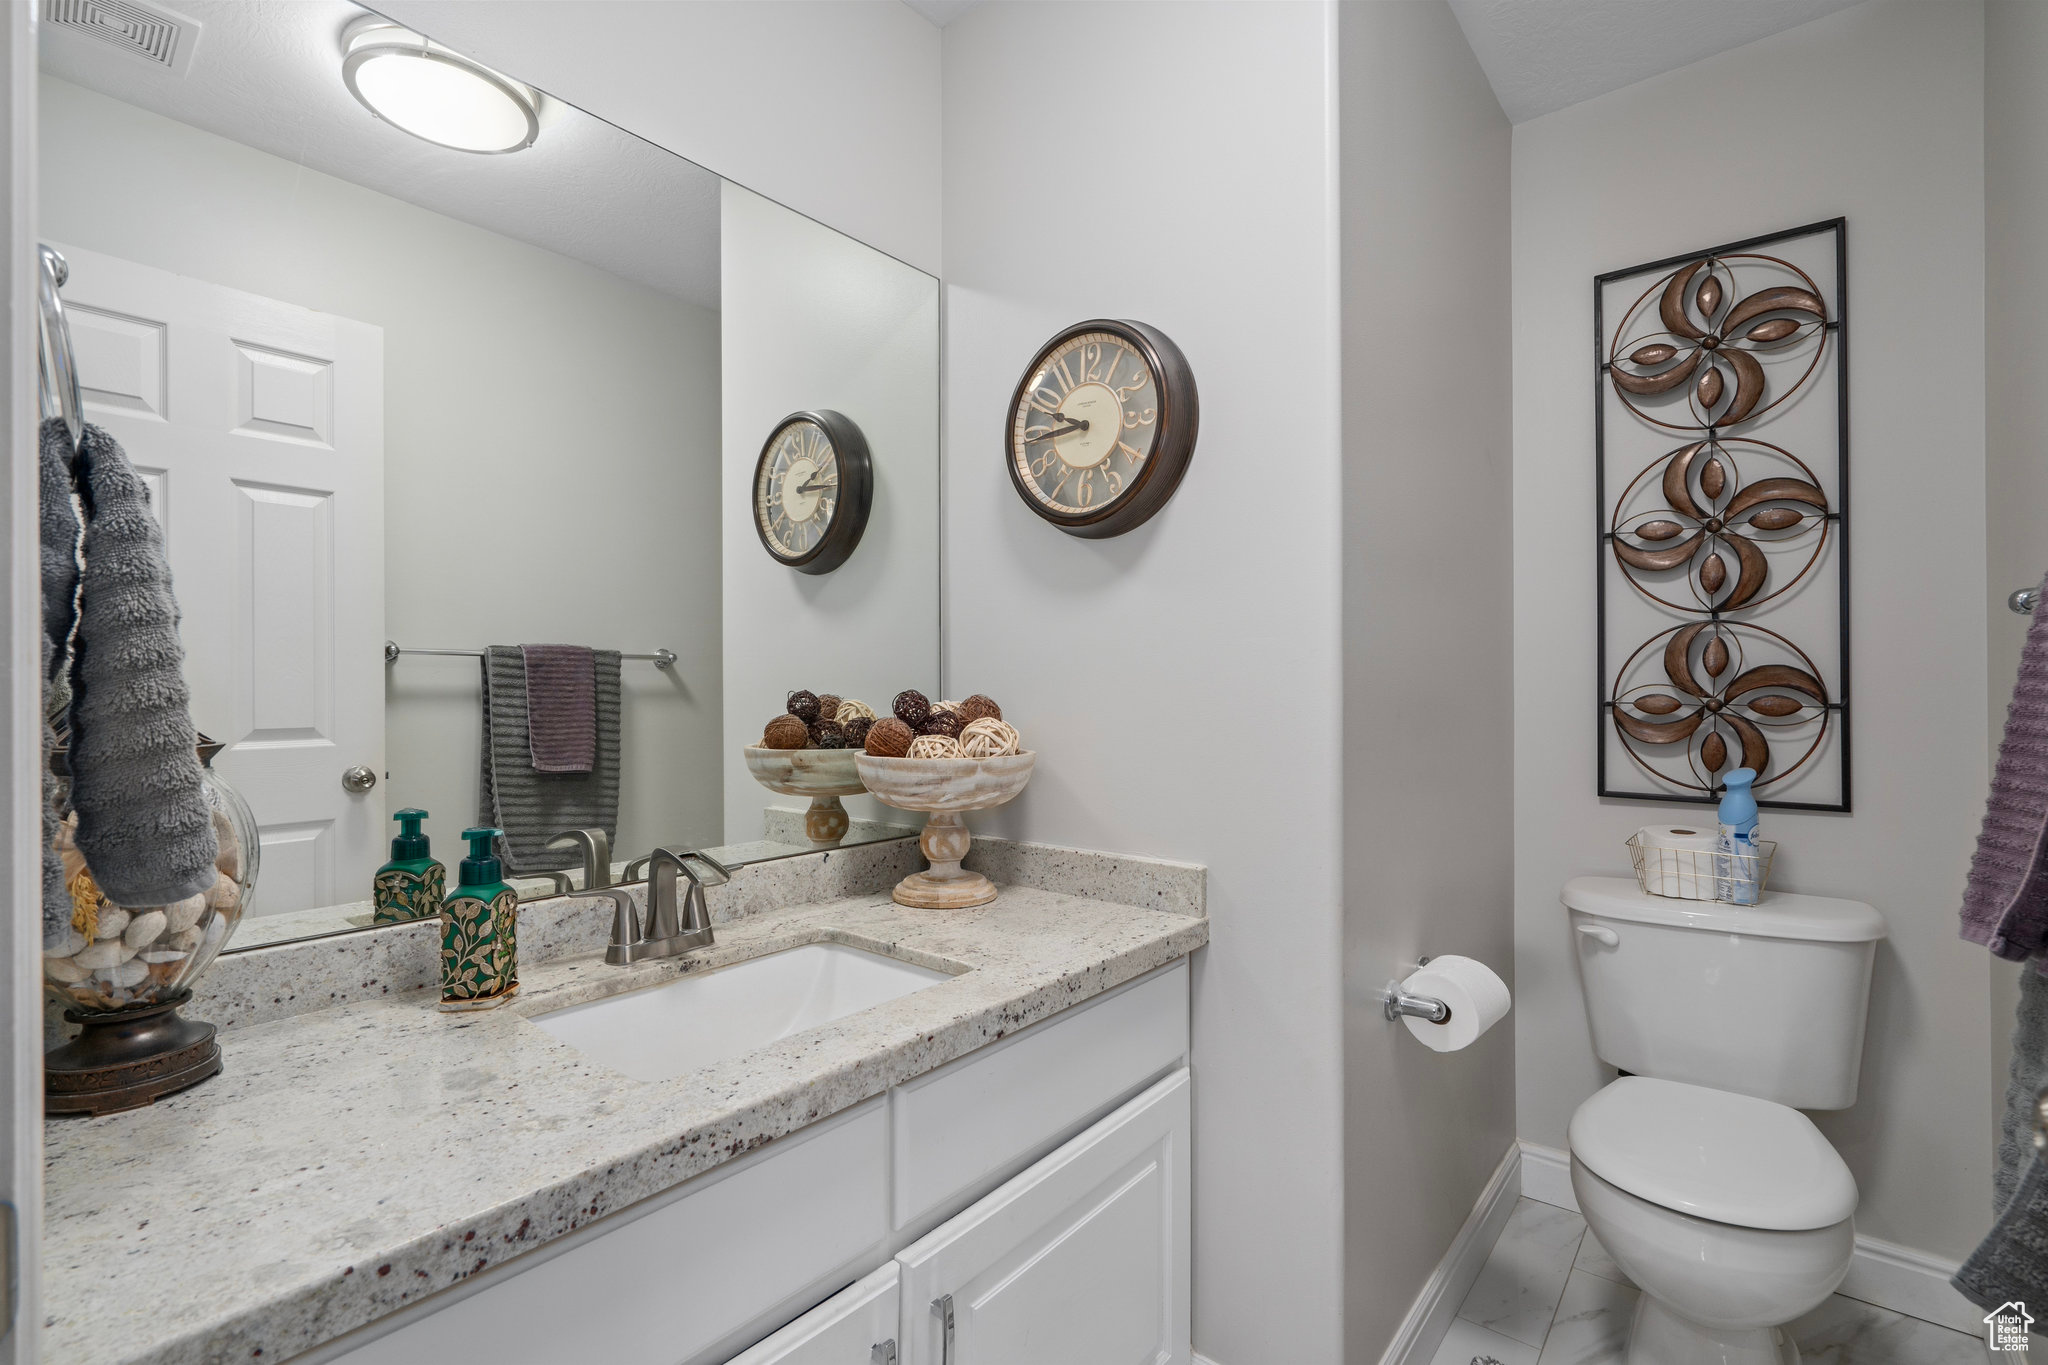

{"left": 679, "top": 850, "right": 732, "bottom": 887}
{"left": 593, "top": 888, "right": 642, "bottom": 966}
{"left": 519, "top": 869, "right": 575, "bottom": 903}
{"left": 547, "top": 828, "right": 614, "bottom": 890}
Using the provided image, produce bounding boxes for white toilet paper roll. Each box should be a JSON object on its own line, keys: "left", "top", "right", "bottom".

{"left": 1399, "top": 955, "right": 1510, "bottom": 1053}
{"left": 1635, "top": 824, "right": 1720, "bottom": 900}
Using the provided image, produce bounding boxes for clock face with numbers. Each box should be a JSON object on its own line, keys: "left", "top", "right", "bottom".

{"left": 1007, "top": 319, "right": 1198, "bottom": 538}
{"left": 752, "top": 409, "right": 873, "bottom": 574}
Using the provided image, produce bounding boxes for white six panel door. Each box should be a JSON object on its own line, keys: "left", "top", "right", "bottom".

{"left": 895, "top": 1068, "right": 1191, "bottom": 1365}
{"left": 54, "top": 243, "right": 385, "bottom": 917}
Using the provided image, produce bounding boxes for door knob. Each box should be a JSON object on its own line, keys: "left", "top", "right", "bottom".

{"left": 342, "top": 765, "right": 377, "bottom": 794}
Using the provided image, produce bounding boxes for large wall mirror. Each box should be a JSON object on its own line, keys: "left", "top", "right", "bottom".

{"left": 38, "top": 1, "right": 939, "bottom": 953}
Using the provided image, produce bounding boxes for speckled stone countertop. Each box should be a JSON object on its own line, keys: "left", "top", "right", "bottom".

{"left": 43, "top": 880, "right": 1207, "bottom": 1365}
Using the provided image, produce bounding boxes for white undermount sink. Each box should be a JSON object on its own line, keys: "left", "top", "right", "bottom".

{"left": 532, "top": 943, "right": 952, "bottom": 1082}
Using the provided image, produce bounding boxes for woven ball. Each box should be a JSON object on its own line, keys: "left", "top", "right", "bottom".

{"left": 844, "top": 716, "right": 874, "bottom": 749}
{"left": 817, "top": 694, "right": 841, "bottom": 721}
{"left": 908, "top": 734, "right": 962, "bottom": 759}
{"left": 921, "top": 709, "right": 964, "bottom": 740}
{"left": 865, "top": 716, "right": 915, "bottom": 757}
{"left": 786, "top": 689, "right": 821, "bottom": 723}
{"left": 958, "top": 718, "right": 1020, "bottom": 758}
{"left": 892, "top": 690, "right": 931, "bottom": 727}
{"left": 836, "top": 698, "right": 876, "bottom": 723}
{"left": 811, "top": 718, "right": 848, "bottom": 749}
{"left": 763, "top": 714, "right": 810, "bottom": 749}
{"left": 958, "top": 694, "right": 1003, "bottom": 723}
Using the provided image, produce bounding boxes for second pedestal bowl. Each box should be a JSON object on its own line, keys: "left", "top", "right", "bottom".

{"left": 744, "top": 746, "right": 869, "bottom": 847}
{"left": 853, "top": 752, "right": 1035, "bottom": 908}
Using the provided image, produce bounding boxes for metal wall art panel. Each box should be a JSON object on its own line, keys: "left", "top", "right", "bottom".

{"left": 1595, "top": 219, "right": 1849, "bottom": 812}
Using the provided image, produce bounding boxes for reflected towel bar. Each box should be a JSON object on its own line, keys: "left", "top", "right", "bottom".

{"left": 2013, "top": 587, "right": 2041, "bottom": 616}
{"left": 384, "top": 641, "right": 677, "bottom": 670}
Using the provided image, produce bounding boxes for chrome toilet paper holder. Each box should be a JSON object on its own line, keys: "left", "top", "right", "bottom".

{"left": 1381, "top": 956, "right": 1451, "bottom": 1025}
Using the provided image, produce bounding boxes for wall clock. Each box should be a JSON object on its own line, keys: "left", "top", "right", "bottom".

{"left": 1006, "top": 319, "right": 1197, "bottom": 538}
{"left": 752, "top": 409, "right": 873, "bottom": 574}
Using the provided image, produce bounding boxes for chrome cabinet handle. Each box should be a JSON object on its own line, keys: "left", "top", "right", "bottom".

{"left": 1575, "top": 923, "right": 1619, "bottom": 947}
{"left": 341, "top": 765, "right": 377, "bottom": 794}
{"left": 870, "top": 1342, "right": 897, "bottom": 1365}
{"left": 932, "top": 1295, "right": 954, "bottom": 1365}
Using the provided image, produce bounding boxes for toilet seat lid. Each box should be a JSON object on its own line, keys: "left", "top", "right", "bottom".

{"left": 1569, "top": 1077, "right": 1857, "bottom": 1231}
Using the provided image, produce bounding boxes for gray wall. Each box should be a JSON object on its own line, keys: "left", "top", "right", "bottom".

{"left": 1510, "top": 1, "right": 1990, "bottom": 1258}
{"left": 942, "top": 4, "right": 1346, "bottom": 1359}
{"left": 1984, "top": 0, "right": 2048, "bottom": 1175}
{"left": 1339, "top": 1, "right": 1515, "bottom": 1352}
{"left": 39, "top": 77, "right": 724, "bottom": 869}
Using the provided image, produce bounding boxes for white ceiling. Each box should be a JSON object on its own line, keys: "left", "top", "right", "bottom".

{"left": 40, "top": 0, "right": 722, "bottom": 308}
{"left": 1445, "top": 0, "right": 1865, "bottom": 124}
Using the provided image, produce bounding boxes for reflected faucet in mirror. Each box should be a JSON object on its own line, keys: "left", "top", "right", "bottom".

{"left": 547, "top": 828, "right": 613, "bottom": 891}
{"left": 607, "top": 848, "right": 729, "bottom": 965}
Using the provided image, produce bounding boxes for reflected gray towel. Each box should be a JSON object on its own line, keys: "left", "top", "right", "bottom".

{"left": 480, "top": 645, "right": 619, "bottom": 873}
{"left": 1959, "top": 1149, "right": 2048, "bottom": 1315}
{"left": 2000, "top": 966, "right": 2048, "bottom": 1212}
{"left": 41, "top": 419, "right": 81, "bottom": 947}
{"left": 1964, "top": 578, "right": 2048, "bottom": 966}
{"left": 521, "top": 644, "right": 596, "bottom": 774}
{"left": 65, "top": 422, "right": 217, "bottom": 907}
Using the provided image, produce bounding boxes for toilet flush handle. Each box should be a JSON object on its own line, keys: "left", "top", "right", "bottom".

{"left": 1575, "top": 923, "right": 1619, "bottom": 947}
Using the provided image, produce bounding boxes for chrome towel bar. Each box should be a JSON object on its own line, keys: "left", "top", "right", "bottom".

{"left": 384, "top": 641, "right": 677, "bottom": 669}
{"left": 2013, "top": 587, "right": 2041, "bottom": 616}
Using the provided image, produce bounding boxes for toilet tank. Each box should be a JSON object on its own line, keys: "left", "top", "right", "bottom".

{"left": 1563, "top": 876, "right": 1886, "bottom": 1110}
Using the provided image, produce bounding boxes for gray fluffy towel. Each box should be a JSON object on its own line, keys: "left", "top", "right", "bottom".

{"left": 1963, "top": 576, "right": 2048, "bottom": 969}
{"left": 1958, "top": 1149, "right": 2048, "bottom": 1316}
{"left": 66, "top": 422, "right": 217, "bottom": 907}
{"left": 480, "top": 645, "right": 619, "bottom": 873}
{"left": 1999, "top": 965, "right": 2048, "bottom": 1212}
{"left": 40, "top": 419, "right": 81, "bottom": 947}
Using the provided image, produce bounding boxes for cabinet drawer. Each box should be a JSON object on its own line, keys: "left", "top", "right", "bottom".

{"left": 331, "top": 1099, "right": 889, "bottom": 1365}
{"left": 727, "top": 1262, "right": 900, "bottom": 1364}
{"left": 890, "top": 961, "right": 1187, "bottom": 1229}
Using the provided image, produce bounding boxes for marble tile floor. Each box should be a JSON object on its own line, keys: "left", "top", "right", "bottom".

{"left": 1430, "top": 1198, "right": 1988, "bottom": 1365}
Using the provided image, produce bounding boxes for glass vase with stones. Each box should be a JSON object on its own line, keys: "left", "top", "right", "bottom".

{"left": 43, "top": 734, "right": 258, "bottom": 1115}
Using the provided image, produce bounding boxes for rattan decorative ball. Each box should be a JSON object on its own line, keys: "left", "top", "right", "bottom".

{"left": 844, "top": 716, "right": 874, "bottom": 749}
{"left": 817, "top": 693, "right": 841, "bottom": 721}
{"left": 907, "top": 734, "right": 962, "bottom": 759}
{"left": 958, "top": 718, "right": 1020, "bottom": 758}
{"left": 836, "top": 699, "right": 876, "bottom": 723}
{"left": 958, "top": 694, "right": 1003, "bottom": 723}
{"left": 892, "top": 690, "right": 931, "bottom": 727}
{"left": 920, "top": 709, "right": 964, "bottom": 740}
{"left": 811, "top": 718, "right": 848, "bottom": 749}
{"left": 865, "top": 716, "right": 915, "bottom": 757}
{"left": 786, "top": 689, "right": 821, "bottom": 723}
{"left": 763, "top": 714, "right": 810, "bottom": 749}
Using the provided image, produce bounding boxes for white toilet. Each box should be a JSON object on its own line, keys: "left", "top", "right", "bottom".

{"left": 1561, "top": 875, "right": 1887, "bottom": 1365}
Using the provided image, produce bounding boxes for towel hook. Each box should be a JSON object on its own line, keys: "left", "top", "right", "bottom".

{"left": 37, "top": 245, "right": 84, "bottom": 458}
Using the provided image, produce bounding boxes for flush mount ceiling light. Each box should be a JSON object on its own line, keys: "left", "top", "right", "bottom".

{"left": 341, "top": 19, "right": 538, "bottom": 154}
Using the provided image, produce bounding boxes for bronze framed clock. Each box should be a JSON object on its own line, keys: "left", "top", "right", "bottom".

{"left": 752, "top": 409, "right": 872, "bottom": 574}
{"left": 1006, "top": 319, "right": 1197, "bottom": 538}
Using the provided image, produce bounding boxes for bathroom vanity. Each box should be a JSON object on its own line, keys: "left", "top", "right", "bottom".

{"left": 42, "top": 840, "right": 1206, "bottom": 1365}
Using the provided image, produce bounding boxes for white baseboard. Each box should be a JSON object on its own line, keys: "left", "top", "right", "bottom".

{"left": 1378, "top": 1142, "right": 1523, "bottom": 1365}
{"left": 1516, "top": 1142, "right": 1977, "bottom": 1336}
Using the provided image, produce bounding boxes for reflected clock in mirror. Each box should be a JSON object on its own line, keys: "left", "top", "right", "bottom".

{"left": 753, "top": 409, "right": 874, "bottom": 573}
{"left": 1007, "top": 319, "right": 1198, "bottom": 538}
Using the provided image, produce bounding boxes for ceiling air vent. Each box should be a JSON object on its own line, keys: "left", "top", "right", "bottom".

{"left": 43, "top": 0, "right": 200, "bottom": 75}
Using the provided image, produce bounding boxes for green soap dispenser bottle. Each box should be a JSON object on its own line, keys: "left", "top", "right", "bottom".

{"left": 439, "top": 827, "right": 519, "bottom": 1010}
{"left": 374, "top": 808, "right": 446, "bottom": 924}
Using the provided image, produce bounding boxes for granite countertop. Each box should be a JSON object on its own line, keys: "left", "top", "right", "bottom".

{"left": 43, "top": 881, "right": 1207, "bottom": 1365}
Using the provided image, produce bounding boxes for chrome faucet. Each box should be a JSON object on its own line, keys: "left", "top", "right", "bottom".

{"left": 607, "top": 847, "right": 729, "bottom": 964}
{"left": 547, "top": 828, "right": 613, "bottom": 891}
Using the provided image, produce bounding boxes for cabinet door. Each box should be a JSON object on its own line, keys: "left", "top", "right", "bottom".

{"left": 728, "top": 1263, "right": 900, "bottom": 1365}
{"left": 896, "top": 1069, "right": 1189, "bottom": 1365}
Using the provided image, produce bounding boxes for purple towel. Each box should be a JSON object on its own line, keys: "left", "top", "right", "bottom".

{"left": 521, "top": 644, "right": 597, "bottom": 774}
{"left": 1964, "top": 584, "right": 2048, "bottom": 967}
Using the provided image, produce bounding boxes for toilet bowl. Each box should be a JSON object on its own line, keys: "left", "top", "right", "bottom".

{"left": 1568, "top": 1077, "right": 1857, "bottom": 1364}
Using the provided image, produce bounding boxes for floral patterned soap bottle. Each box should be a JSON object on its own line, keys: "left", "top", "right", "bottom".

{"left": 439, "top": 827, "right": 518, "bottom": 1011}
{"left": 373, "top": 808, "right": 445, "bottom": 925}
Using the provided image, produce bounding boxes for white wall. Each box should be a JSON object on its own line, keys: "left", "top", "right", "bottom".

{"left": 39, "top": 78, "right": 725, "bottom": 870}
{"left": 1339, "top": 1, "right": 1514, "bottom": 1351}
{"left": 1511, "top": 1, "right": 1990, "bottom": 1258}
{"left": 375, "top": 0, "right": 942, "bottom": 277}
{"left": 719, "top": 184, "right": 939, "bottom": 844}
{"left": 1984, "top": 0, "right": 2048, "bottom": 1138}
{"left": 942, "top": 4, "right": 1344, "bottom": 1360}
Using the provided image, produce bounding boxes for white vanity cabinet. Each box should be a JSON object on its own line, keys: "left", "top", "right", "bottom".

{"left": 728, "top": 1264, "right": 901, "bottom": 1365}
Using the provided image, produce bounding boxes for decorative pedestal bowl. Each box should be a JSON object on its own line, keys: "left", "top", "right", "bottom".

{"left": 854, "top": 752, "right": 1034, "bottom": 909}
{"left": 745, "top": 747, "right": 869, "bottom": 848}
